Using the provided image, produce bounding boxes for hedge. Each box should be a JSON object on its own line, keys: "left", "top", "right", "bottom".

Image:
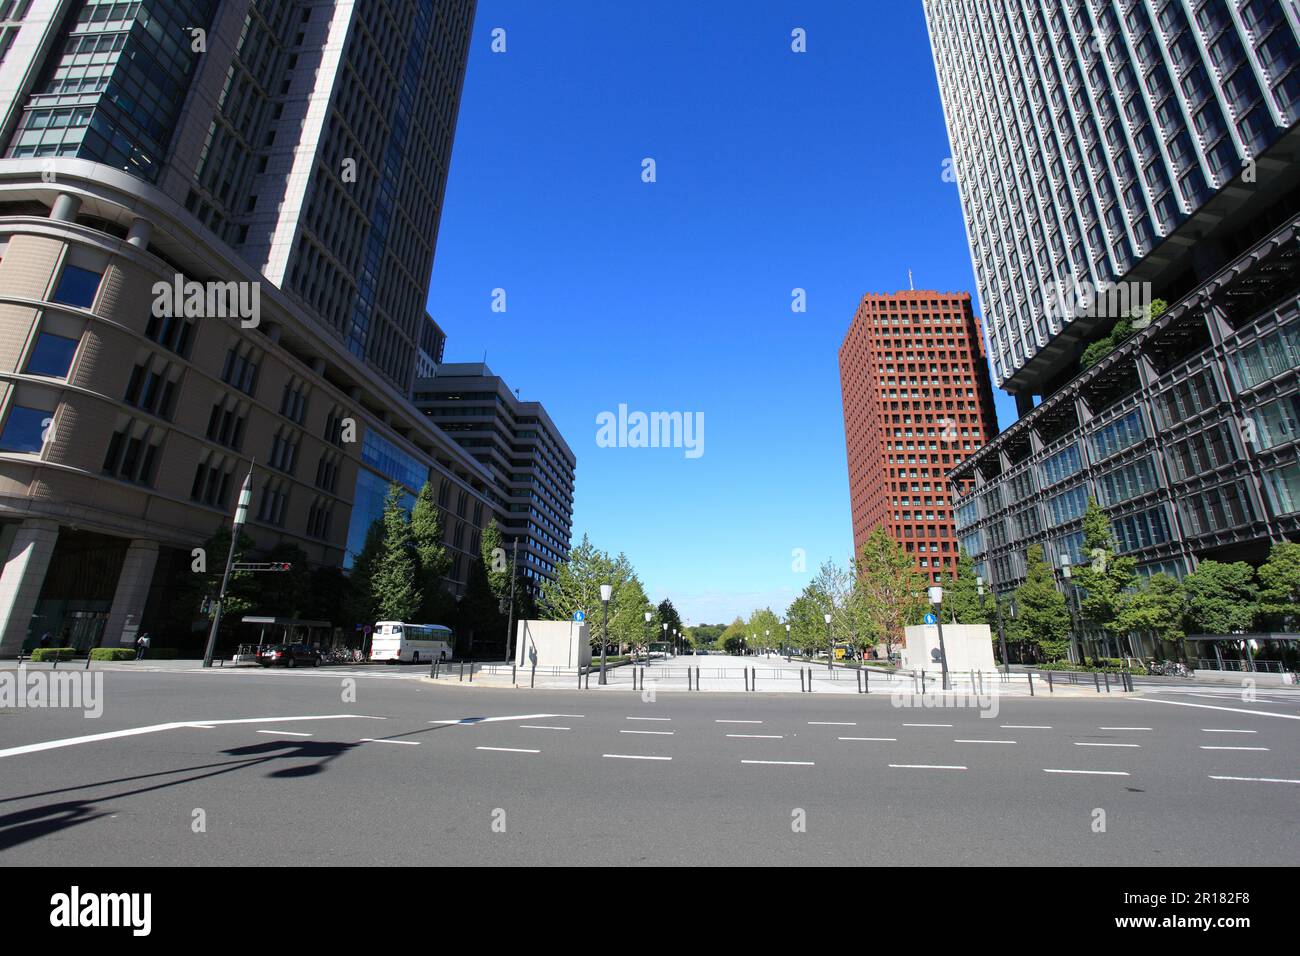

{"left": 28, "top": 647, "right": 76, "bottom": 662}
{"left": 91, "top": 648, "right": 136, "bottom": 661}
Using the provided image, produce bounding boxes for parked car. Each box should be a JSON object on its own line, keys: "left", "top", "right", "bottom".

{"left": 257, "top": 643, "right": 321, "bottom": 668}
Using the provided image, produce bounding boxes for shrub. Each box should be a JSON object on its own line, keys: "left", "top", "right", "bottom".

{"left": 28, "top": 647, "right": 76, "bottom": 662}
{"left": 91, "top": 648, "right": 136, "bottom": 661}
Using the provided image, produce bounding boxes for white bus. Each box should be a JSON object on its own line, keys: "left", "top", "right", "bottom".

{"left": 370, "top": 622, "right": 455, "bottom": 663}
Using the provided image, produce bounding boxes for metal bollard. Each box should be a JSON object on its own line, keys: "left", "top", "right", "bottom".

{"left": 1094, "top": 672, "right": 1101, "bottom": 693}
{"left": 1047, "top": 671, "right": 1054, "bottom": 693}
{"left": 865, "top": 668, "right": 870, "bottom": 694}
{"left": 807, "top": 667, "right": 813, "bottom": 693}
{"left": 695, "top": 666, "right": 699, "bottom": 690}
{"left": 531, "top": 663, "right": 536, "bottom": 689}
{"left": 1104, "top": 671, "right": 1111, "bottom": 693}
{"left": 469, "top": 659, "right": 474, "bottom": 683}
{"left": 743, "top": 669, "right": 749, "bottom": 692}
{"left": 429, "top": 657, "right": 437, "bottom": 679}
{"left": 1028, "top": 671, "right": 1034, "bottom": 696}
{"left": 460, "top": 661, "right": 465, "bottom": 682}
{"left": 512, "top": 663, "right": 517, "bottom": 684}
{"left": 857, "top": 670, "right": 862, "bottom": 694}
{"left": 85, "top": 654, "right": 92, "bottom": 670}
{"left": 751, "top": 667, "right": 756, "bottom": 691}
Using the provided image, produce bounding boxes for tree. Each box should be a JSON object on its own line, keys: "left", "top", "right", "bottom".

{"left": 1011, "top": 544, "right": 1071, "bottom": 661}
{"left": 371, "top": 482, "right": 421, "bottom": 622}
{"left": 1182, "top": 560, "right": 1257, "bottom": 635}
{"left": 1256, "top": 541, "right": 1300, "bottom": 631}
{"left": 720, "top": 617, "right": 748, "bottom": 655}
{"left": 657, "top": 598, "right": 683, "bottom": 648}
{"left": 785, "top": 585, "right": 827, "bottom": 655}
{"left": 187, "top": 527, "right": 259, "bottom": 641}
{"left": 1116, "top": 572, "right": 1184, "bottom": 654}
{"left": 939, "top": 550, "right": 991, "bottom": 625}
{"left": 411, "top": 481, "right": 451, "bottom": 622}
{"left": 1072, "top": 498, "right": 1137, "bottom": 656}
{"left": 854, "top": 527, "right": 927, "bottom": 661}
{"left": 745, "top": 607, "right": 782, "bottom": 653}
{"left": 346, "top": 519, "right": 384, "bottom": 632}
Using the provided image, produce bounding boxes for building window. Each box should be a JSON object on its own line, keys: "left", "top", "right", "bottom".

{"left": 0, "top": 405, "right": 51, "bottom": 453}
{"left": 123, "top": 358, "right": 179, "bottom": 420}
{"left": 220, "top": 342, "right": 261, "bottom": 396}
{"left": 50, "top": 264, "right": 102, "bottom": 309}
{"left": 24, "top": 331, "right": 80, "bottom": 378}
{"left": 102, "top": 421, "right": 161, "bottom": 486}
{"left": 144, "top": 313, "right": 195, "bottom": 358}
{"left": 190, "top": 456, "right": 233, "bottom": 509}
{"left": 257, "top": 480, "right": 289, "bottom": 526}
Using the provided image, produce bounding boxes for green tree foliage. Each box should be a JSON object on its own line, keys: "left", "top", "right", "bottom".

{"left": 189, "top": 527, "right": 259, "bottom": 638}
{"left": 1182, "top": 560, "right": 1257, "bottom": 634}
{"left": 785, "top": 584, "right": 828, "bottom": 653}
{"left": 657, "top": 598, "right": 683, "bottom": 646}
{"left": 372, "top": 482, "right": 421, "bottom": 622}
{"left": 1116, "top": 572, "right": 1184, "bottom": 648}
{"left": 720, "top": 617, "right": 748, "bottom": 655}
{"left": 745, "top": 607, "right": 782, "bottom": 651}
{"left": 346, "top": 520, "right": 384, "bottom": 629}
{"left": 1072, "top": 499, "right": 1137, "bottom": 641}
{"left": 854, "top": 527, "right": 927, "bottom": 659}
{"left": 939, "top": 550, "right": 992, "bottom": 625}
{"left": 1256, "top": 541, "right": 1300, "bottom": 631}
{"left": 411, "top": 481, "right": 452, "bottom": 622}
{"left": 1079, "top": 299, "right": 1166, "bottom": 370}
{"left": 1011, "top": 544, "right": 1071, "bottom": 660}
{"left": 540, "top": 535, "right": 649, "bottom": 652}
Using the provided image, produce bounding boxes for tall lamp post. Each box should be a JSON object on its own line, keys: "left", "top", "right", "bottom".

{"left": 928, "top": 585, "right": 951, "bottom": 690}
{"left": 978, "top": 575, "right": 1010, "bottom": 675}
{"left": 784, "top": 622, "right": 790, "bottom": 658}
{"left": 643, "top": 610, "right": 652, "bottom": 662}
{"left": 598, "top": 583, "right": 612, "bottom": 684}
{"left": 662, "top": 621, "right": 668, "bottom": 657}
{"left": 202, "top": 463, "right": 254, "bottom": 668}
{"left": 1060, "top": 554, "right": 1082, "bottom": 665}
{"left": 764, "top": 629, "right": 770, "bottom": 658}
{"left": 823, "top": 612, "right": 833, "bottom": 670}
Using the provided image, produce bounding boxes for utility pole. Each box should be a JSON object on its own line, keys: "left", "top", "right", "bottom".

{"left": 202, "top": 463, "right": 254, "bottom": 668}
{"left": 503, "top": 538, "right": 519, "bottom": 663}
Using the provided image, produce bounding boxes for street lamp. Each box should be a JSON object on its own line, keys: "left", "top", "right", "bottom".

{"left": 978, "top": 575, "right": 1010, "bottom": 675}
{"left": 1060, "top": 554, "right": 1082, "bottom": 665}
{"left": 662, "top": 621, "right": 668, "bottom": 657}
{"left": 784, "top": 622, "right": 790, "bottom": 658}
{"left": 644, "top": 610, "right": 651, "bottom": 663}
{"left": 764, "top": 629, "right": 770, "bottom": 658}
{"left": 599, "top": 583, "right": 612, "bottom": 684}
{"left": 928, "top": 585, "right": 951, "bottom": 690}
{"left": 202, "top": 462, "right": 254, "bottom": 668}
{"left": 823, "top": 612, "right": 833, "bottom": 670}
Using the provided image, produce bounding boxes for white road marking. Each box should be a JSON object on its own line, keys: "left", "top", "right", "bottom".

{"left": 621, "top": 730, "right": 673, "bottom": 735}
{"left": 432, "top": 713, "right": 583, "bottom": 726}
{"left": 954, "top": 739, "right": 1016, "bottom": 744}
{"left": 626, "top": 717, "right": 671, "bottom": 721}
{"left": 1199, "top": 745, "right": 1269, "bottom": 751}
{"left": 520, "top": 725, "right": 569, "bottom": 731}
{"left": 1044, "top": 769, "right": 1131, "bottom": 776}
{"left": 1209, "top": 775, "right": 1300, "bottom": 784}
{"left": 1100, "top": 726, "right": 1151, "bottom": 731}
{"left": 742, "top": 760, "right": 814, "bottom": 766}
{"left": 903, "top": 723, "right": 953, "bottom": 727}
{"left": 889, "top": 764, "right": 966, "bottom": 770}
{"left": 1202, "top": 728, "right": 1257, "bottom": 733}
{"left": 1075, "top": 742, "right": 1140, "bottom": 748}
{"left": 360, "top": 738, "right": 419, "bottom": 746}
{"left": 726, "top": 734, "right": 783, "bottom": 739}
{"left": 839, "top": 737, "right": 897, "bottom": 741}
{"left": 257, "top": 730, "right": 312, "bottom": 737}
{"left": 603, "top": 754, "right": 671, "bottom": 761}
{"left": 0, "top": 714, "right": 385, "bottom": 759}
{"left": 1130, "top": 698, "right": 1300, "bottom": 720}
{"left": 476, "top": 746, "right": 540, "bottom": 754}
{"left": 1002, "top": 725, "right": 1052, "bottom": 729}
{"left": 716, "top": 719, "right": 763, "bottom": 724}
{"left": 809, "top": 721, "right": 857, "bottom": 726}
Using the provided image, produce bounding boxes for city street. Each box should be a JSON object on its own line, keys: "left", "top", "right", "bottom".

{"left": 1, "top": 658, "right": 1296, "bottom": 866}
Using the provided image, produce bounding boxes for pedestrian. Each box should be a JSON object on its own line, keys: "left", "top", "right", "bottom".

{"left": 136, "top": 632, "right": 151, "bottom": 660}
{"left": 39, "top": 631, "right": 52, "bottom": 649}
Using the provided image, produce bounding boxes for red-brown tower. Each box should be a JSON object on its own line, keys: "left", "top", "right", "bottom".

{"left": 838, "top": 291, "right": 998, "bottom": 584}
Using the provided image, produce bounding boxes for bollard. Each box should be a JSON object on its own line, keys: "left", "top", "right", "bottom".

{"left": 578, "top": 667, "right": 582, "bottom": 689}
{"left": 1028, "top": 671, "right": 1034, "bottom": 696}
{"left": 799, "top": 669, "right": 805, "bottom": 693}
{"left": 51, "top": 655, "right": 58, "bottom": 669}
{"left": 429, "top": 657, "right": 437, "bottom": 679}
{"left": 460, "top": 661, "right": 465, "bottom": 683}
{"left": 687, "top": 667, "right": 692, "bottom": 691}
{"left": 857, "top": 670, "right": 862, "bottom": 694}
{"left": 469, "top": 659, "right": 474, "bottom": 683}
{"left": 84, "top": 653, "right": 92, "bottom": 670}
{"left": 807, "top": 667, "right": 813, "bottom": 693}
{"left": 1047, "top": 671, "right": 1054, "bottom": 693}
{"left": 865, "top": 668, "right": 870, "bottom": 694}
{"left": 1104, "top": 671, "right": 1111, "bottom": 693}
{"left": 695, "top": 666, "right": 699, "bottom": 690}
{"left": 1094, "top": 672, "right": 1101, "bottom": 693}
{"left": 744, "top": 669, "right": 749, "bottom": 692}
{"left": 512, "top": 663, "right": 517, "bottom": 685}
{"left": 751, "top": 666, "right": 756, "bottom": 691}
{"left": 531, "top": 663, "right": 536, "bottom": 689}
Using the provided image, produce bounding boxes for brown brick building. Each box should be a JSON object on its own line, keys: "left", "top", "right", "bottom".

{"left": 838, "top": 291, "right": 998, "bottom": 583}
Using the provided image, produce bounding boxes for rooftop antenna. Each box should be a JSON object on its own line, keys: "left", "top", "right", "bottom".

{"left": 908, "top": 269, "right": 915, "bottom": 291}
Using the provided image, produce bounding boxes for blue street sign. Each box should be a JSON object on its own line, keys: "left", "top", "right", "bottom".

{"left": 924, "top": 612, "right": 938, "bottom": 625}
{"left": 574, "top": 610, "right": 586, "bottom": 622}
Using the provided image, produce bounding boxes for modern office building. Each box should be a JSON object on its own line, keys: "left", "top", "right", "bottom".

{"left": 839, "top": 291, "right": 999, "bottom": 584}
{"left": 925, "top": 0, "right": 1300, "bottom": 406}
{"left": 925, "top": 0, "right": 1300, "bottom": 643}
{"left": 413, "top": 363, "right": 576, "bottom": 597}
{"left": 0, "top": 0, "right": 486, "bottom": 656}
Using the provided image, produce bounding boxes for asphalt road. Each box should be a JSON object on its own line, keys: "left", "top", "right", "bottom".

{"left": 1, "top": 663, "right": 1296, "bottom": 866}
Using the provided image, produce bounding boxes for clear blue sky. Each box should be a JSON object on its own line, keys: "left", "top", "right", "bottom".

{"left": 426, "top": 0, "right": 1019, "bottom": 626}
